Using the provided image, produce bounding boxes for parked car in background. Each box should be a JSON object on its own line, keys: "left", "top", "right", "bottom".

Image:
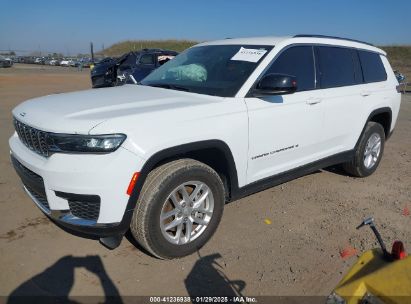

{"left": 394, "top": 70, "right": 407, "bottom": 93}
{"left": 82, "top": 59, "right": 93, "bottom": 68}
{"left": 20, "top": 56, "right": 34, "bottom": 64}
{"left": 394, "top": 70, "right": 406, "bottom": 83}
{"left": 117, "top": 49, "right": 178, "bottom": 85}
{"left": 48, "top": 59, "right": 59, "bottom": 66}
{"left": 90, "top": 57, "right": 118, "bottom": 88}
{"left": 60, "top": 59, "right": 71, "bottom": 67}
{"left": 0, "top": 55, "right": 13, "bottom": 67}
{"left": 91, "top": 49, "right": 178, "bottom": 88}
{"left": 70, "top": 60, "right": 80, "bottom": 67}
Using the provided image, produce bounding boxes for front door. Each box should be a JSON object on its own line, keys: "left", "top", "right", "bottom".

{"left": 245, "top": 45, "right": 327, "bottom": 184}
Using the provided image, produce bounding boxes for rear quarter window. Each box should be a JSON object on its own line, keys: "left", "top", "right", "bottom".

{"left": 358, "top": 50, "right": 387, "bottom": 83}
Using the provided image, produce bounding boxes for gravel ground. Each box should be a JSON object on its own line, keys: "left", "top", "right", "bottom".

{"left": 0, "top": 64, "right": 410, "bottom": 299}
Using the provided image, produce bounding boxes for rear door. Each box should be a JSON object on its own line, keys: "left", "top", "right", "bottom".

{"left": 314, "top": 46, "right": 365, "bottom": 154}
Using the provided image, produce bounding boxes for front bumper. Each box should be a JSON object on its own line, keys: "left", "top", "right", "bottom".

{"left": 91, "top": 73, "right": 114, "bottom": 88}
{"left": 9, "top": 133, "right": 144, "bottom": 237}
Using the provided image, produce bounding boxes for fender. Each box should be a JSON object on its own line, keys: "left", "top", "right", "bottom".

{"left": 117, "top": 140, "right": 240, "bottom": 232}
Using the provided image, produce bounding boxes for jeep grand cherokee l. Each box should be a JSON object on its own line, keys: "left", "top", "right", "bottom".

{"left": 9, "top": 35, "right": 401, "bottom": 259}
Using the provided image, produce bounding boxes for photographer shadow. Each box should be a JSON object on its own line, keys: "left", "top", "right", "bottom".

{"left": 185, "top": 253, "right": 246, "bottom": 297}
{"left": 7, "top": 255, "right": 122, "bottom": 304}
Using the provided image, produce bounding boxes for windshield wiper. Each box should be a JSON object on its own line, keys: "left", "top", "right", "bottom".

{"left": 146, "top": 83, "right": 191, "bottom": 92}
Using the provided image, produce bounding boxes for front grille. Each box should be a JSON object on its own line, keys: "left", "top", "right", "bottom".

{"left": 13, "top": 118, "right": 49, "bottom": 157}
{"left": 68, "top": 200, "right": 100, "bottom": 220}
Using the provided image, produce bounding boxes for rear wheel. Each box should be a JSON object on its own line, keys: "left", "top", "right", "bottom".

{"left": 342, "top": 122, "right": 385, "bottom": 177}
{"left": 130, "top": 159, "right": 225, "bottom": 259}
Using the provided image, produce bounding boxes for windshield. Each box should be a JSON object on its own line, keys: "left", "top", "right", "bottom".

{"left": 140, "top": 44, "right": 273, "bottom": 97}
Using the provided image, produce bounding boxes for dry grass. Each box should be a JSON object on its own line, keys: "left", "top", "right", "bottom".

{"left": 100, "top": 39, "right": 198, "bottom": 56}
{"left": 381, "top": 46, "right": 411, "bottom": 81}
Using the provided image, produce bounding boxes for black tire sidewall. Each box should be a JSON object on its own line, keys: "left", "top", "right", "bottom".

{"left": 144, "top": 166, "right": 224, "bottom": 259}
{"left": 356, "top": 123, "right": 385, "bottom": 177}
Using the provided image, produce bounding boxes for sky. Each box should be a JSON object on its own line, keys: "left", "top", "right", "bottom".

{"left": 1, "top": 0, "right": 410, "bottom": 55}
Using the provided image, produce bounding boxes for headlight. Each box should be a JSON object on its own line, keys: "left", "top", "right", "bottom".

{"left": 48, "top": 134, "right": 126, "bottom": 153}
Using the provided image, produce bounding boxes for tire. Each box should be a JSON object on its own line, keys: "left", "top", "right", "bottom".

{"left": 342, "top": 121, "right": 385, "bottom": 177}
{"left": 130, "top": 159, "right": 225, "bottom": 259}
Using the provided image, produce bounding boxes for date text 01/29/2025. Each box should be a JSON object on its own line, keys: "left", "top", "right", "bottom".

{"left": 149, "top": 296, "right": 257, "bottom": 303}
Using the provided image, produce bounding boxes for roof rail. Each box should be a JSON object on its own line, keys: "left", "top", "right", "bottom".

{"left": 142, "top": 48, "right": 164, "bottom": 52}
{"left": 293, "top": 34, "right": 374, "bottom": 46}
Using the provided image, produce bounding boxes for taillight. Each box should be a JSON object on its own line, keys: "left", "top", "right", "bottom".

{"left": 126, "top": 172, "right": 140, "bottom": 196}
{"left": 391, "top": 241, "right": 407, "bottom": 260}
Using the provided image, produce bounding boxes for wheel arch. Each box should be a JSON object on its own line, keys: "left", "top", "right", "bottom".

{"left": 368, "top": 107, "right": 392, "bottom": 139}
{"left": 126, "top": 140, "right": 239, "bottom": 211}
{"left": 356, "top": 107, "right": 392, "bottom": 149}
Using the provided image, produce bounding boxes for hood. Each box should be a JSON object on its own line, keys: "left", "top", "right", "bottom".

{"left": 12, "top": 85, "right": 222, "bottom": 134}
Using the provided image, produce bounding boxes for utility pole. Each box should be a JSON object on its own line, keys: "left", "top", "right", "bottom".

{"left": 90, "top": 42, "right": 94, "bottom": 61}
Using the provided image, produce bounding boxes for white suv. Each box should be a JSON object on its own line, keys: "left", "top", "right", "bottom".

{"left": 9, "top": 35, "right": 401, "bottom": 259}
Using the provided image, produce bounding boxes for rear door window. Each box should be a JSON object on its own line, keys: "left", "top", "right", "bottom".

{"left": 122, "top": 53, "right": 137, "bottom": 66}
{"left": 358, "top": 50, "right": 387, "bottom": 83}
{"left": 264, "top": 46, "right": 315, "bottom": 92}
{"left": 316, "top": 46, "right": 360, "bottom": 89}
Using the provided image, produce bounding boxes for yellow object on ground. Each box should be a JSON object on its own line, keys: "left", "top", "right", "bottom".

{"left": 264, "top": 218, "right": 272, "bottom": 225}
{"left": 332, "top": 248, "right": 411, "bottom": 303}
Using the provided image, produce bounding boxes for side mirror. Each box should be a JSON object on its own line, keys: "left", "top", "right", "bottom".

{"left": 252, "top": 73, "right": 297, "bottom": 96}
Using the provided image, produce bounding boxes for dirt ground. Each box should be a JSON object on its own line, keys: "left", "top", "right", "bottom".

{"left": 0, "top": 64, "right": 410, "bottom": 300}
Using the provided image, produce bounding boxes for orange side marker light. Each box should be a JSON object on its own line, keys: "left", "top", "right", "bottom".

{"left": 126, "top": 172, "right": 140, "bottom": 195}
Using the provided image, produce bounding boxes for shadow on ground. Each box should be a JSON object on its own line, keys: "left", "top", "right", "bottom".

{"left": 323, "top": 165, "right": 351, "bottom": 177}
{"left": 7, "top": 255, "right": 123, "bottom": 304}
{"left": 185, "top": 252, "right": 246, "bottom": 297}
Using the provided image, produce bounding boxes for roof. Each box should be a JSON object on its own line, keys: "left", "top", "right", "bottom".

{"left": 196, "top": 35, "right": 385, "bottom": 55}
{"left": 197, "top": 36, "right": 291, "bottom": 47}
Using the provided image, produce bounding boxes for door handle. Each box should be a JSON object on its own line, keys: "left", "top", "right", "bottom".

{"left": 361, "top": 91, "right": 372, "bottom": 97}
{"left": 306, "top": 98, "right": 322, "bottom": 105}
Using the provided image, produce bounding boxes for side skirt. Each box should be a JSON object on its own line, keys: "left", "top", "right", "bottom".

{"left": 230, "top": 150, "right": 354, "bottom": 201}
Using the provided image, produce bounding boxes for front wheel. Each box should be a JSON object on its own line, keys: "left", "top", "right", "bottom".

{"left": 130, "top": 159, "right": 225, "bottom": 259}
{"left": 342, "top": 121, "right": 385, "bottom": 177}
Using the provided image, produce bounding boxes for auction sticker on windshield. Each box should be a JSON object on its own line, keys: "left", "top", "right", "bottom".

{"left": 231, "top": 47, "right": 268, "bottom": 62}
